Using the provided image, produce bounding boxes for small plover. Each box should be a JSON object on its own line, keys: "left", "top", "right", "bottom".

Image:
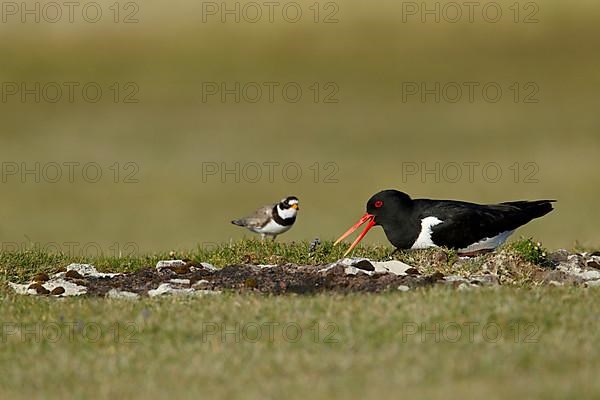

{"left": 231, "top": 196, "right": 299, "bottom": 240}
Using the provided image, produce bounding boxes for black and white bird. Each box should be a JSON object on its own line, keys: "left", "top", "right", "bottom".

{"left": 231, "top": 196, "right": 299, "bottom": 240}
{"left": 335, "top": 189, "right": 554, "bottom": 256}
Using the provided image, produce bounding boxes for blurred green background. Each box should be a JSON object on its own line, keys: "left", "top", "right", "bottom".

{"left": 0, "top": 0, "right": 598, "bottom": 254}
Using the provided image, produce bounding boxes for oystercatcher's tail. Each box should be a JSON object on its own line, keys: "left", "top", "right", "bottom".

{"left": 502, "top": 200, "right": 555, "bottom": 219}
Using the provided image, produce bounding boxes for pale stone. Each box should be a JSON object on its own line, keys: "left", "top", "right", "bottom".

{"left": 372, "top": 260, "right": 414, "bottom": 276}
{"left": 148, "top": 283, "right": 194, "bottom": 297}
{"left": 107, "top": 289, "right": 140, "bottom": 299}
{"left": 8, "top": 279, "right": 86, "bottom": 297}
{"left": 169, "top": 279, "right": 191, "bottom": 285}
{"left": 581, "top": 270, "right": 600, "bottom": 280}
{"left": 155, "top": 260, "right": 187, "bottom": 271}
{"left": 66, "top": 263, "right": 119, "bottom": 278}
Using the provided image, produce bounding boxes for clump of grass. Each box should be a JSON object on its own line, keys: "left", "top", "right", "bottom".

{"left": 188, "top": 239, "right": 391, "bottom": 267}
{"left": 392, "top": 247, "right": 459, "bottom": 275}
{"left": 480, "top": 250, "right": 543, "bottom": 287}
{"left": 0, "top": 249, "right": 172, "bottom": 285}
{"left": 505, "top": 238, "right": 549, "bottom": 266}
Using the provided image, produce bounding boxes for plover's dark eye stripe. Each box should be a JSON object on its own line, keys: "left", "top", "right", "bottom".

{"left": 280, "top": 198, "right": 298, "bottom": 209}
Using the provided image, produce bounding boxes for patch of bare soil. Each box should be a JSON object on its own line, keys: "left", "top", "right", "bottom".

{"left": 83, "top": 263, "right": 441, "bottom": 296}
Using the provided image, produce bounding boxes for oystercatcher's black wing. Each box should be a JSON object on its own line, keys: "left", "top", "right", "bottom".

{"left": 415, "top": 199, "right": 554, "bottom": 249}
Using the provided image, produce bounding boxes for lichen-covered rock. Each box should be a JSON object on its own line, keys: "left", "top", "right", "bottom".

{"left": 372, "top": 260, "right": 415, "bottom": 275}
{"left": 8, "top": 249, "right": 600, "bottom": 298}
{"left": 155, "top": 260, "right": 187, "bottom": 271}
{"left": 320, "top": 258, "right": 415, "bottom": 276}
{"left": 65, "top": 263, "right": 119, "bottom": 278}
{"left": 587, "top": 257, "right": 600, "bottom": 270}
{"left": 556, "top": 253, "right": 600, "bottom": 282}
{"left": 148, "top": 283, "right": 220, "bottom": 297}
{"left": 11, "top": 278, "right": 86, "bottom": 297}
{"left": 548, "top": 249, "right": 569, "bottom": 264}
{"left": 148, "top": 283, "right": 195, "bottom": 297}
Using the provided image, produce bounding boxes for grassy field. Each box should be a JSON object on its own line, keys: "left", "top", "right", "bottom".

{"left": 1, "top": 241, "right": 599, "bottom": 398}
{"left": 2, "top": 287, "right": 600, "bottom": 399}
{"left": 1, "top": 1, "right": 599, "bottom": 398}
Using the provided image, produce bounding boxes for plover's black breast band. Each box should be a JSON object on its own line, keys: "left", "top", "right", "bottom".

{"left": 272, "top": 206, "right": 296, "bottom": 226}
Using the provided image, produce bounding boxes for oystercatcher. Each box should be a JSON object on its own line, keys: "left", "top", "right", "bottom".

{"left": 335, "top": 190, "right": 554, "bottom": 256}
{"left": 231, "top": 196, "right": 299, "bottom": 240}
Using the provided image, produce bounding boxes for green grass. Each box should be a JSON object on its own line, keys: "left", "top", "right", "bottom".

{"left": 1, "top": 242, "right": 598, "bottom": 399}
{"left": 506, "top": 238, "right": 549, "bottom": 265}
{"left": 0, "top": 239, "right": 389, "bottom": 284}
{"left": 1, "top": 238, "right": 554, "bottom": 286}
{"left": 1, "top": 1, "right": 599, "bottom": 395}
{"left": 1, "top": 288, "right": 600, "bottom": 399}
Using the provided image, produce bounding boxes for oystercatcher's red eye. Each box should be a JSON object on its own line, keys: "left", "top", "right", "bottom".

{"left": 374, "top": 200, "right": 383, "bottom": 208}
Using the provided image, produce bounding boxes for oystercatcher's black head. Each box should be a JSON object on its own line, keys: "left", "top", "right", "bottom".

{"left": 335, "top": 190, "right": 413, "bottom": 256}
{"left": 365, "top": 190, "right": 412, "bottom": 222}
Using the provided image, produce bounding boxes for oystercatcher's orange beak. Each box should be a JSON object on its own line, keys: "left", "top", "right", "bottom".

{"left": 334, "top": 213, "right": 376, "bottom": 257}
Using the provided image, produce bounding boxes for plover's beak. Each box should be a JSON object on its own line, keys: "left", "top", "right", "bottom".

{"left": 334, "top": 213, "right": 376, "bottom": 256}
{"left": 291, "top": 204, "right": 299, "bottom": 210}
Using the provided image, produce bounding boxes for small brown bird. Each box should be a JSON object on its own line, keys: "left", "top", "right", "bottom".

{"left": 231, "top": 196, "right": 299, "bottom": 240}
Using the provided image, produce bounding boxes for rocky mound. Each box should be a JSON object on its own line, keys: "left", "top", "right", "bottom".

{"left": 8, "top": 250, "right": 600, "bottom": 297}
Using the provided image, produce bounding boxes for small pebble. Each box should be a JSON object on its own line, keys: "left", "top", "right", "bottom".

{"left": 354, "top": 260, "right": 375, "bottom": 271}
{"left": 192, "top": 279, "right": 210, "bottom": 289}
{"left": 50, "top": 287, "right": 65, "bottom": 295}
{"left": 169, "top": 278, "right": 191, "bottom": 285}
{"left": 28, "top": 283, "right": 50, "bottom": 295}
{"left": 587, "top": 260, "right": 600, "bottom": 269}
{"left": 65, "top": 270, "right": 84, "bottom": 279}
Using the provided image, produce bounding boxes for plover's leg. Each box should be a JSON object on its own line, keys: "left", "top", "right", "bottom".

{"left": 260, "top": 234, "right": 266, "bottom": 241}
{"left": 271, "top": 235, "right": 278, "bottom": 241}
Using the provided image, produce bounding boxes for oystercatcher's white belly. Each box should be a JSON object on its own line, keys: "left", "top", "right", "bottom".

{"left": 458, "top": 230, "right": 515, "bottom": 253}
